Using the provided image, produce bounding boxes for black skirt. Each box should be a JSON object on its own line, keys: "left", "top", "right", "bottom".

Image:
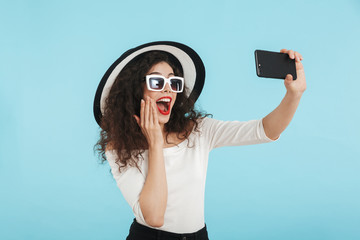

{"left": 126, "top": 218, "right": 209, "bottom": 240}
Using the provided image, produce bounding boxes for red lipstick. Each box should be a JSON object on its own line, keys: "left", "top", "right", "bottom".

{"left": 156, "top": 96, "right": 172, "bottom": 115}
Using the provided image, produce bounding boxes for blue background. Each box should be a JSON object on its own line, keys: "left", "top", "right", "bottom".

{"left": 1, "top": 0, "right": 359, "bottom": 239}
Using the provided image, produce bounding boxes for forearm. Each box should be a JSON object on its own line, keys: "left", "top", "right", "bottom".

{"left": 139, "top": 145, "right": 168, "bottom": 227}
{"left": 262, "top": 91, "right": 303, "bottom": 140}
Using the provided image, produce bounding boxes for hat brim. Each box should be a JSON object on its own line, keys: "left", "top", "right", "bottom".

{"left": 93, "top": 41, "right": 205, "bottom": 127}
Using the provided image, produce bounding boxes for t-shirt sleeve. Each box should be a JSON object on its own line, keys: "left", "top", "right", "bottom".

{"left": 200, "top": 117, "right": 278, "bottom": 150}
{"left": 105, "top": 150, "right": 146, "bottom": 223}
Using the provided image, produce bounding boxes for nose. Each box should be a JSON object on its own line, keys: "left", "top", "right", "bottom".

{"left": 163, "top": 82, "right": 173, "bottom": 92}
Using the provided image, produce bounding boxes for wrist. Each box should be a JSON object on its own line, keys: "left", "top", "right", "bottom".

{"left": 148, "top": 141, "right": 164, "bottom": 150}
{"left": 286, "top": 90, "right": 304, "bottom": 100}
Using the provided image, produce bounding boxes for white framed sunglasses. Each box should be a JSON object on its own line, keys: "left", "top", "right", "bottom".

{"left": 145, "top": 75, "right": 184, "bottom": 93}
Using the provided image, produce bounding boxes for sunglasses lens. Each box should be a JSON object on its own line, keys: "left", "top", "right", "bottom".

{"left": 149, "top": 77, "right": 164, "bottom": 90}
{"left": 170, "top": 78, "right": 183, "bottom": 92}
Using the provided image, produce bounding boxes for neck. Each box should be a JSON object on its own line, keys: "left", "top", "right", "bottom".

{"left": 159, "top": 123, "right": 167, "bottom": 139}
{"left": 160, "top": 123, "right": 175, "bottom": 145}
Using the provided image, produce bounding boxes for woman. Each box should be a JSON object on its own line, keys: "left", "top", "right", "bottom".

{"left": 93, "top": 41, "right": 306, "bottom": 239}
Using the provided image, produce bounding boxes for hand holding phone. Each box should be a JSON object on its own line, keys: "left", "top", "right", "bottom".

{"left": 255, "top": 50, "right": 297, "bottom": 80}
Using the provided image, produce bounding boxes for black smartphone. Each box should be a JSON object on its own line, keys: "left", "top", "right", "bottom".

{"left": 255, "top": 50, "right": 297, "bottom": 80}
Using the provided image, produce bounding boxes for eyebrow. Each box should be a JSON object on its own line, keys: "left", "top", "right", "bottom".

{"left": 148, "top": 72, "right": 175, "bottom": 77}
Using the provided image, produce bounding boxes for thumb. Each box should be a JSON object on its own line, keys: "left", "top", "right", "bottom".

{"left": 285, "top": 74, "right": 293, "bottom": 80}
{"left": 284, "top": 74, "right": 293, "bottom": 88}
{"left": 133, "top": 115, "right": 140, "bottom": 126}
{"left": 285, "top": 74, "right": 293, "bottom": 83}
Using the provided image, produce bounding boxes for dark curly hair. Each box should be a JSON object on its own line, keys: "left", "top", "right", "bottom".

{"left": 94, "top": 50, "right": 211, "bottom": 173}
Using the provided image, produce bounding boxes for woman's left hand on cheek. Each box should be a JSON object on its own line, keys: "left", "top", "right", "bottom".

{"left": 280, "top": 49, "right": 307, "bottom": 97}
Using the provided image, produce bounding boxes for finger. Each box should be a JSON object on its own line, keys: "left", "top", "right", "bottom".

{"left": 145, "top": 96, "right": 151, "bottom": 127}
{"left": 288, "top": 50, "right": 295, "bottom": 59}
{"left": 146, "top": 97, "right": 152, "bottom": 127}
{"left": 152, "top": 98, "right": 159, "bottom": 124}
{"left": 149, "top": 98, "right": 154, "bottom": 126}
{"left": 140, "top": 99, "right": 145, "bottom": 127}
{"left": 280, "top": 48, "right": 288, "bottom": 53}
{"left": 294, "top": 51, "right": 302, "bottom": 62}
{"left": 295, "top": 61, "right": 305, "bottom": 79}
{"left": 293, "top": 51, "right": 304, "bottom": 60}
{"left": 295, "top": 59, "right": 304, "bottom": 71}
{"left": 299, "top": 53, "right": 303, "bottom": 60}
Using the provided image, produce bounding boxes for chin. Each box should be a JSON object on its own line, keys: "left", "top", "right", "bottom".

{"left": 158, "top": 115, "right": 170, "bottom": 124}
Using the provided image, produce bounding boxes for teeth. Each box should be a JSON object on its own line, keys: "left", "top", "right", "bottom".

{"left": 156, "top": 98, "right": 171, "bottom": 103}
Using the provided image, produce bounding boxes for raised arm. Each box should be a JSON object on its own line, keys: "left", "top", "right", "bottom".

{"left": 262, "top": 49, "right": 307, "bottom": 140}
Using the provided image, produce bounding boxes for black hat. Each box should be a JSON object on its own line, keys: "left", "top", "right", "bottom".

{"left": 93, "top": 41, "right": 205, "bottom": 127}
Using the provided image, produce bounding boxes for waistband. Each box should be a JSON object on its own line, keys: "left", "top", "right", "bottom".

{"left": 130, "top": 218, "right": 208, "bottom": 240}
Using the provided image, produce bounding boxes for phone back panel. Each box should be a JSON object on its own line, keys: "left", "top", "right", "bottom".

{"left": 255, "top": 50, "right": 297, "bottom": 80}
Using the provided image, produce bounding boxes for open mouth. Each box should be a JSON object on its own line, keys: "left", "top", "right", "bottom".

{"left": 156, "top": 96, "right": 172, "bottom": 115}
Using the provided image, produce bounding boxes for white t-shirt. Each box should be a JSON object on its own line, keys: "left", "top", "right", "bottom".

{"left": 105, "top": 117, "right": 277, "bottom": 233}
